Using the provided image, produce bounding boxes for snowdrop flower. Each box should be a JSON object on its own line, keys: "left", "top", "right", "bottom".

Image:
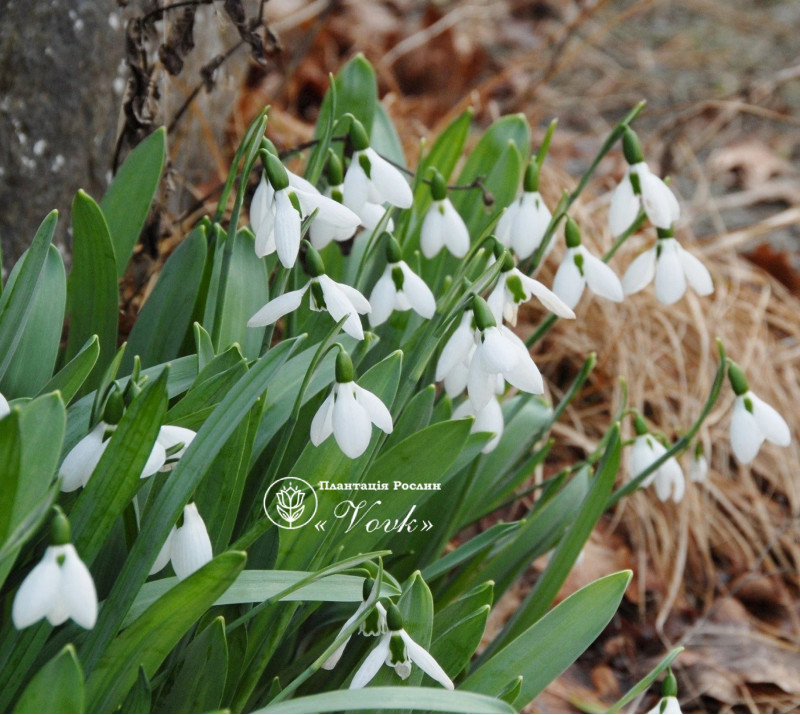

{"left": 552, "top": 218, "right": 623, "bottom": 309}
{"left": 609, "top": 127, "right": 680, "bottom": 236}
{"left": 727, "top": 362, "right": 791, "bottom": 464}
{"left": 311, "top": 350, "right": 393, "bottom": 459}
{"left": 622, "top": 228, "right": 713, "bottom": 305}
{"left": 251, "top": 153, "right": 302, "bottom": 267}
{"left": 453, "top": 394, "right": 504, "bottom": 453}
{"left": 688, "top": 444, "right": 708, "bottom": 483}
{"left": 369, "top": 234, "right": 435, "bottom": 326}
{"left": 350, "top": 603, "right": 453, "bottom": 690}
{"left": 248, "top": 242, "right": 370, "bottom": 340}
{"left": 467, "top": 296, "right": 544, "bottom": 411}
{"left": 323, "top": 578, "right": 387, "bottom": 670}
{"left": 496, "top": 162, "right": 553, "bottom": 259}
{"left": 342, "top": 117, "right": 412, "bottom": 216}
{"left": 487, "top": 249, "right": 575, "bottom": 326}
{"left": 647, "top": 670, "right": 682, "bottom": 714}
{"left": 0, "top": 391, "right": 9, "bottom": 418}
{"left": 435, "top": 311, "right": 478, "bottom": 398}
{"left": 149, "top": 503, "right": 213, "bottom": 580}
{"left": 420, "top": 169, "right": 470, "bottom": 259}
{"left": 630, "top": 415, "right": 685, "bottom": 503}
{"left": 12, "top": 508, "right": 97, "bottom": 630}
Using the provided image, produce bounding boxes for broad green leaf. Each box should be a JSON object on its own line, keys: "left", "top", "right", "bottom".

{"left": 38, "top": 335, "right": 100, "bottom": 405}
{"left": 431, "top": 605, "right": 490, "bottom": 679}
{"left": 496, "top": 426, "right": 621, "bottom": 647}
{"left": 462, "top": 571, "right": 631, "bottom": 708}
{"left": 12, "top": 644, "right": 84, "bottom": 714}
{"left": 215, "top": 229, "right": 269, "bottom": 360}
{"left": 385, "top": 383, "right": 435, "bottom": 447}
{"left": 119, "top": 667, "right": 150, "bottom": 714}
{"left": 125, "top": 570, "right": 399, "bottom": 627}
{"left": 123, "top": 224, "right": 207, "bottom": 371}
{"left": 78, "top": 338, "right": 302, "bottom": 671}
{"left": 0, "top": 211, "right": 57, "bottom": 383}
{"left": 65, "top": 190, "right": 118, "bottom": 393}
{"left": 86, "top": 551, "right": 246, "bottom": 712}
{"left": 315, "top": 54, "right": 378, "bottom": 141}
{"left": 371, "top": 103, "right": 406, "bottom": 166}
{"left": 0, "top": 411, "right": 22, "bottom": 542}
{"left": 101, "top": 127, "right": 166, "bottom": 277}
{"left": 69, "top": 370, "right": 168, "bottom": 563}
{"left": 158, "top": 616, "right": 228, "bottom": 713}
{"left": 194, "top": 322, "right": 215, "bottom": 372}
{"left": 254, "top": 687, "right": 514, "bottom": 714}
{"left": 1, "top": 245, "right": 65, "bottom": 396}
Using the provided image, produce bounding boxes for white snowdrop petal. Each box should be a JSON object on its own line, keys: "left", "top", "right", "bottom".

{"left": 648, "top": 696, "right": 683, "bottom": 715}
{"left": 441, "top": 199, "right": 470, "bottom": 258}
{"left": 552, "top": 253, "right": 586, "bottom": 310}
{"left": 583, "top": 252, "right": 624, "bottom": 302}
{"left": 521, "top": 274, "right": 576, "bottom": 318}
{"left": 752, "top": 394, "right": 791, "bottom": 447}
{"left": 622, "top": 246, "right": 657, "bottom": 296}
{"left": 12, "top": 548, "right": 61, "bottom": 629}
{"left": 435, "top": 318, "right": 475, "bottom": 381}
{"left": 654, "top": 240, "right": 686, "bottom": 305}
{"left": 322, "top": 601, "right": 367, "bottom": 670}
{"left": 467, "top": 354, "right": 495, "bottom": 411}
{"left": 630, "top": 436, "right": 657, "bottom": 486}
{"left": 495, "top": 203, "right": 516, "bottom": 247}
{"left": 358, "top": 201, "right": 392, "bottom": 231}
{"left": 365, "top": 149, "right": 413, "bottom": 208}
{"left": 444, "top": 363, "right": 470, "bottom": 398}
{"left": 287, "top": 169, "right": 318, "bottom": 195}
{"left": 250, "top": 174, "right": 270, "bottom": 233}
{"left": 730, "top": 399, "right": 763, "bottom": 464}
{"left": 274, "top": 190, "right": 302, "bottom": 268}
{"left": 333, "top": 280, "right": 372, "bottom": 315}
{"left": 368, "top": 271, "right": 397, "bottom": 327}
{"left": 676, "top": 247, "right": 713, "bottom": 296}
{"left": 333, "top": 384, "right": 372, "bottom": 458}
{"left": 298, "top": 190, "right": 361, "bottom": 230}
{"left": 401, "top": 631, "right": 454, "bottom": 690}
{"left": 400, "top": 263, "right": 436, "bottom": 319}
{"left": 689, "top": 454, "right": 708, "bottom": 483}
{"left": 355, "top": 384, "right": 393, "bottom": 434}
{"left": 655, "top": 458, "right": 685, "bottom": 503}
{"left": 343, "top": 158, "right": 370, "bottom": 213}
{"left": 479, "top": 328, "right": 518, "bottom": 374}
{"left": 474, "top": 396, "right": 504, "bottom": 453}
{"left": 141, "top": 441, "right": 167, "bottom": 478}
{"left": 486, "top": 282, "right": 507, "bottom": 325}
{"left": 59, "top": 544, "right": 98, "bottom": 629}
{"left": 157, "top": 425, "right": 196, "bottom": 460}
{"left": 609, "top": 176, "right": 639, "bottom": 237}
{"left": 318, "top": 278, "right": 365, "bottom": 340}
{"left": 59, "top": 424, "right": 108, "bottom": 492}
{"left": 171, "top": 504, "right": 213, "bottom": 580}
{"left": 640, "top": 171, "right": 680, "bottom": 228}
{"left": 254, "top": 215, "right": 276, "bottom": 258}
{"left": 310, "top": 391, "right": 335, "bottom": 446}
{"left": 513, "top": 193, "right": 550, "bottom": 258}
{"left": 0, "top": 392, "right": 10, "bottom": 418}
{"left": 149, "top": 528, "right": 177, "bottom": 575}
{"left": 502, "top": 351, "right": 544, "bottom": 396}
{"left": 420, "top": 204, "right": 445, "bottom": 259}
{"left": 349, "top": 634, "right": 391, "bottom": 689}
{"left": 247, "top": 287, "right": 307, "bottom": 327}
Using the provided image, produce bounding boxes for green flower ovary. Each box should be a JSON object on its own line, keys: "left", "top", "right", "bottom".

{"left": 505, "top": 273, "right": 527, "bottom": 304}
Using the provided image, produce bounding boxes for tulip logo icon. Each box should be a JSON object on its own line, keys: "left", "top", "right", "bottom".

{"left": 263, "top": 477, "right": 317, "bottom": 530}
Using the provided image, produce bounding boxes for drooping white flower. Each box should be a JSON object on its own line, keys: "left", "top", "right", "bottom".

{"left": 247, "top": 244, "right": 370, "bottom": 340}
{"left": 310, "top": 351, "right": 393, "bottom": 459}
{"left": 420, "top": 198, "right": 470, "bottom": 259}
{"left": 609, "top": 128, "right": 680, "bottom": 236}
{"left": 12, "top": 510, "right": 97, "bottom": 630}
{"left": 435, "top": 312, "right": 478, "bottom": 398}
{"left": 688, "top": 445, "right": 708, "bottom": 483}
{"left": 323, "top": 579, "right": 387, "bottom": 671}
{"left": 350, "top": 603, "right": 453, "bottom": 690}
{"left": 487, "top": 252, "right": 575, "bottom": 326}
{"left": 453, "top": 394, "right": 504, "bottom": 453}
{"left": 149, "top": 503, "right": 213, "bottom": 580}
{"left": 551, "top": 218, "right": 623, "bottom": 309}
{"left": 59, "top": 420, "right": 196, "bottom": 492}
{"left": 0, "top": 392, "right": 9, "bottom": 418}
{"left": 369, "top": 236, "right": 435, "bottom": 326}
{"left": 467, "top": 297, "right": 544, "bottom": 411}
{"left": 622, "top": 232, "right": 713, "bottom": 305}
{"left": 648, "top": 696, "right": 682, "bottom": 714}
{"left": 630, "top": 419, "right": 685, "bottom": 503}
{"left": 496, "top": 162, "right": 553, "bottom": 259}
{"left": 727, "top": 362, "right": 791, "bottom": 464}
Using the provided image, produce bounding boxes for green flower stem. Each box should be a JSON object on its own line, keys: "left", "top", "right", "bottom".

{"left": 260, "top": 266, "right": 289, "bottom": 354}
{"left": 353, "top": 210, "right": 395, "bottom": 293}
{"left": 606, "top": 340, "right": 727, "bottom": 508}
{"left": 605, "top": 647, "right": 684, "bottom": 714}
{"left": 212, "top": 112, "right": 269, "bottom": 347}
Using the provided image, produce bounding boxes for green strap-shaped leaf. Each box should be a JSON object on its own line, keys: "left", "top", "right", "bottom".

{"left": 460, "top": 571, "right": 632, "bottom": 708}
{"left": 66, "top": 190, "right": 118, "bottom": 393}
{"left": 371, "top": 102, "right": 406, "bottom": 166}
{"left": 37, "top": 335, "right": 100, "bottom": 405}
{"left": 1, "top": 245, "right": 66, "bottom": 396}
{"left": 123, "top": 224, "right": 207, "bottom": 371}
{"left": 0, "top": 211, "right": 57, "bottom": 383}
{"left": 86, "top": 551, "right": 246, "bottom": 712}
{"left": 12, "top": 645, "right": 84, "bottom": 714}
{"left": 101, "top": 127, "right": 166, "bottom": 277}
{"left": 0, "top": 411, "right": 22, "bottom": 542}
{"left": 253, "top": 687, "right": 514, "bottom": 714}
